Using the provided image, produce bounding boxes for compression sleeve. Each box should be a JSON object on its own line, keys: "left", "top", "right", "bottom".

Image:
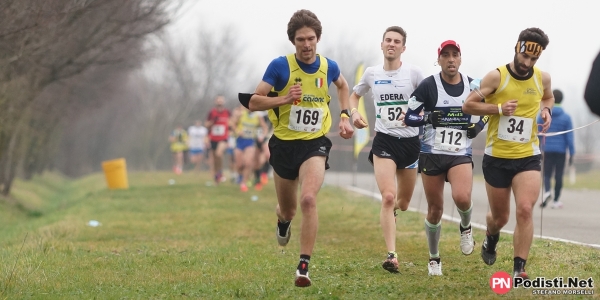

{"left": 404, "top": 96, "right": 427, "bottom": 127}
{"left": 405, "top": 76, "right": 436, "bottom": 127}
{"left": 476, "top": 115, "right": 490, "bottom": 128}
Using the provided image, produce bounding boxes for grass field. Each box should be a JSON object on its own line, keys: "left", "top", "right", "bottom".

{"left": 0, "top": 171, "right": 598, "bottom": 299}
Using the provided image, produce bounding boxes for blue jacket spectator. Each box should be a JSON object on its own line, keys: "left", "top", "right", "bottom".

{"left": 538, "top": 89, "right": 575, "bottom": 208}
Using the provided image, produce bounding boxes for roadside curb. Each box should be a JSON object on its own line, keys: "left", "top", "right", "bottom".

{"left": 343, "top": 185, "right": 600, "bottom": 249}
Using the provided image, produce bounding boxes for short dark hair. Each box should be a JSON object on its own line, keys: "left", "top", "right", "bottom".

{"left": 518, "top": 27, "right": 550, "bottom": 49}
{"left": 553, "top": 89, "right": 563, "bottom": 104}
{"left": 382, "top": 26, "right": 407, "bottom": 45}
{"left": 287, "top": 9, "right": 322, "bottom": 43}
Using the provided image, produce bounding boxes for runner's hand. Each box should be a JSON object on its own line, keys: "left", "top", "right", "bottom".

{"left": 284, "top": 84, "right": 302, "bottom": 104}
{"left": 427, "top": 110, "right": 444, "bottom": 127}
{"left": 540, "top": 108, "right": 552, "bottom": 133}
{"left": 351, "top": 111, "right": 368, "bottom": 129}
{"left": 466, "top": 123, "right": 483, "bottom": 139}
{"left": 502, "top": 100, "right": 518, "bottom": 116}
{"left": 339, "top": 117, "right": 354, "bottom": 139}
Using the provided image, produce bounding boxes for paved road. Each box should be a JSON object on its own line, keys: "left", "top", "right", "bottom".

{"left": 324, "top": 171, "right": 600, "bottom": 248}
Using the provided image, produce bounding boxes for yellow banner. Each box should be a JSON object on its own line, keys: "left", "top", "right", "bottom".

{"left": 354, "top": 63, "right": 369, "bottom": 159}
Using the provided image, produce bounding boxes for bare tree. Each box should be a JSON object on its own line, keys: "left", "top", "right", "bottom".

{"left": 0, "top": 0, "right": 178, "bottom": 195}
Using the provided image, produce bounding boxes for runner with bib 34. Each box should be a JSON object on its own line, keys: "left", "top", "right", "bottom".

{"left": 462, "top": 27, "right": 554, "bottom": 281}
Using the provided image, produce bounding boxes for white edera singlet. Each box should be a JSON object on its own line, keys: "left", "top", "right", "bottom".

{"left": 353, "top": 63, "right": 424, "bottom": 138}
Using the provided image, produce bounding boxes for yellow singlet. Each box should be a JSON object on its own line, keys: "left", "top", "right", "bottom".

{"left": 170, "top": 129, "right": 188, "bottom": 152}
{"left": 236, "top": 110, "right": 260, "bottom": 139}
{"left": 268, "top": 54, "right": 332, "bottom": 140}
{"left": 484, "top": 64, "right": 544, "bottom": 158}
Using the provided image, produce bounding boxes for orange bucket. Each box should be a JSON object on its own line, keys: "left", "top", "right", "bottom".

{"left": 101, "top": 158, "right": 129, "bottom": 189}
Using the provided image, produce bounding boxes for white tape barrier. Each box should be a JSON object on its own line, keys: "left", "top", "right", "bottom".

{"left": 539, "top": 119, "right": 600, "bottom": 136}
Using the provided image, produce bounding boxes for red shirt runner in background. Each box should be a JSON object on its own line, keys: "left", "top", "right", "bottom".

{"left": 207, "top": 108, "right": 230, "bottom": 142}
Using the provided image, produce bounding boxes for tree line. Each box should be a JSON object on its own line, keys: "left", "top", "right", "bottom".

{"left": 0, "top": 0, "right": 177, "bottom": 195}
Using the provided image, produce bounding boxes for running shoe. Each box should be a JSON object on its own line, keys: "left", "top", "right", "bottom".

{"left": 551, "top": 201, "right": 563, "bottom": 209}
{"left": 294, "top": 269, "right": 311, "bottom": 287}
{"left": 540, "top": 191, "right": 552, "bottom": 208}
{"left": 481, "top": 236, "right": 497, "bottom": 265}
{"left": 276, "top": 220, "right": 291, "bottom": 246}
{"left": 428, "top": 259, "right": 443, "bottom": 276}
{"left": 513, "top": 269, "right": 529, "bottom": 280}
{"left": 460, "top": 225, "right": 475, "bottom": 255}
{"left": 260, "top": 172, "right": 269, "bottom": 185}
{"left": 382, "top": 251, "right": 399, "bottom": 273}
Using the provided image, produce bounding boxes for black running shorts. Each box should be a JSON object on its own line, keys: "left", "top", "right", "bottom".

{"left": 268, "top": 135, "right": 331, "bottom": 180}
{"left": 210, "top": 140, "right": 227, "bottom": 151}
{"left": 482, "top": 154, "right": 542, "bottom": 188}
{"left": 418, "top": 153, "right": 473, "bottom": 176}
{"left": 368, "top": 132, "right": 420, "bottom": 169}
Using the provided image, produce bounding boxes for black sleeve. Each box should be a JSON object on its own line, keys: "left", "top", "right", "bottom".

{"left": 585, "top": 51, "right": 600, "bottom": 116}
{"left": 411, "top": 76, "right": 438, "bottom": 111}
{"left": 405, "top": 76, "right": 437, "bottom": 127}
{"left": 238, "top": 91, "right": 279, "bottom": 110}
{"left": 238, "top": 93, "right": 252, "bottom": 109}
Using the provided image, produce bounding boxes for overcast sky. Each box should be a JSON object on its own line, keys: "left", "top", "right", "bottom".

{"left": 167, "top": 0, "right": 600, "bottom": 119}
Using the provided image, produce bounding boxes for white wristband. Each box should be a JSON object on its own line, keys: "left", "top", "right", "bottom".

{"left": 497, "top": 103, "right": 503, "bottom": 115}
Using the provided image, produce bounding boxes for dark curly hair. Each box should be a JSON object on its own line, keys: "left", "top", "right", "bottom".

{"left": 287, "top": 9, "right": 322, "bottom": 43}
{"left": 518, "top": 27, "right": 550, "bottom": 49}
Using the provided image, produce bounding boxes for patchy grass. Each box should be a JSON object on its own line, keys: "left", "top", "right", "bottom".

{"left": 0, "top": 171, "right": 597, "bottom": 299}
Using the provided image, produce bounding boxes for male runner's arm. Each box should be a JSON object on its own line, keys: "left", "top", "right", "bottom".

{"left": 349, "top": 69, "right": 370, "bottom": 129}
{"left": 466, "top": 115, "right": 489, "bottom": 139}
{"left": 538, "top": 71, "right": 554, "bottom": 133}
{"left": 404, "top": 80, "right": 429, "bottom": 127}
{"left": 405, "top": 78, "right": 443, "bottom": 128}
{"left": 333, "top": 74, "right": 354, "bottom": 139}
{"left": 248, "top": 81, "right": 301, "bottom": 112}
{"left": 465, "top": 77, "right": 490, "bottom": 138}
{"left": 462, "top": 69, "right": 518, "bottom": 116}
{"left": 241, "top": 58, "right": 300, "bottom": 111}
{"left": 404, "top": 78, "right": 428, "bottom": 127}
{"left": 349, "top": 92, "right": 368, "bottom": 129}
